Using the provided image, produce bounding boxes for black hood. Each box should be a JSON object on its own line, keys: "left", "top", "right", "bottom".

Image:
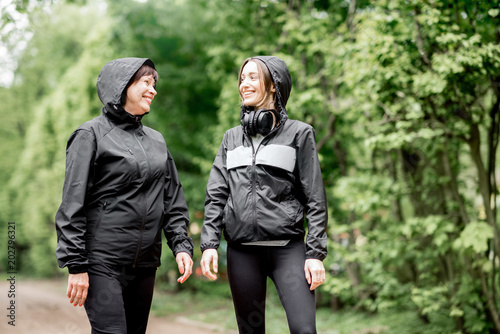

{"left": 96, "top": 57, "right": 155, "bottom": 118}
{"left": 240, "top": 55, "right": 292, "bottom": 124}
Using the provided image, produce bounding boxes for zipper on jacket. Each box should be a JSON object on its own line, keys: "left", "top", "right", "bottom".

{"left": 248, "top": 130, "right": 276, "bottom": 239}
{"left": 132, "top": 131, "right": 150, "bottom": 268}
{"left": 134, "top": 131, "right": 151, "bottom": 178}
{"left": 97, "top": 200, "right": 108, "bottom": 228}
{"left": 132, "top": 192, "right": 148, "bottom": 268}
{"left": 250, "top": 138, "right": 259, "bottom": 238}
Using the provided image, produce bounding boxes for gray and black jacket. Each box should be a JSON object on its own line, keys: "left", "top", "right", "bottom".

{"left": 200, "top": 56, "right": 328, "bottom": 260}
{"left": 55, "top": 57, "right": 193, "bottom": 274}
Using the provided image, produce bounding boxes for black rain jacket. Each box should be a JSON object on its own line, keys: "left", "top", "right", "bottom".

{"left": 55, "top": 57, "right": 193, "bottom": 273}
{"left": 200, "top": 56, "right": 328, "bottom": 260}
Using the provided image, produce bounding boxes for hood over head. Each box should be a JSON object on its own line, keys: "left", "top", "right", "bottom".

{"left": 240, "top": 55, "right": 292, "bottom": 124}
{"left": 97, "top": 57, "right": 155, "bottom": 114}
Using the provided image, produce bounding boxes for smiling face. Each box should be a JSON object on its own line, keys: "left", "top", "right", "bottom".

{"left": 123, "top": 74, "right": 157, "bottom": 116}
{"left": 239, "top": 60, "right": 275, "bottom": 110}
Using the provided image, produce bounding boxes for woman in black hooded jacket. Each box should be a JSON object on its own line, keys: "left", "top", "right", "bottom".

{"left": 55, "top": 57, "right": 193, "bottom": 334}
{"left": 200, "top": 56, "right": 328, "bottom": 334}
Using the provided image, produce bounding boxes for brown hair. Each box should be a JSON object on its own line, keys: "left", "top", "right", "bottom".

{"left": 130, "top": 64, "right": 158, "bottom": 87}
{"left": 238, "top": 58, "right": 275, "bottom": 108}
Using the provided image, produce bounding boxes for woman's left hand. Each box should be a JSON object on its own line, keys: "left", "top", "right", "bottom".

{"left": 176, "top": 252, "right": 193, "bottom": 284}
{"left": 304, "top": 259, "right": 326, "bottom": 291}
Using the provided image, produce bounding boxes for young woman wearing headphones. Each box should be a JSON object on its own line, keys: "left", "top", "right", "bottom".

{"left": 200, "top": 56, "right": 328, "bottom": 334}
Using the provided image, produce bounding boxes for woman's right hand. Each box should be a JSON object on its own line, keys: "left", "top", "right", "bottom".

{"left": 200, "top": 249, "right": 218, "bottom": 280}
{"left": 67, "top": 272, "right": 89, "bottom": 307}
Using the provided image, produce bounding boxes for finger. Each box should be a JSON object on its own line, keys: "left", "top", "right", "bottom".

{"left": 178, "top": 269, "right": 192, "bottom": 283}
{"left": 79, "top": 288, "right": 88, "bottom": 307}
{"left": 212, "top": 255, "right": 218, "bottom": 274}
{"left": 69, "top": 285, "right": 78, "bottom": 304}
{"left": 311, "top": 269, "right": 318, "bottom": 290}
{"left": 177, "top": 259, "right": 193, "bottom": 283}
{"left": 310, "top": 281, "right": 320, "bottom": 291}
{"left": 177, "top": 258, "right": 185, "bottom": 275}
{"left": 185, "top": 258, "right": 193, "bottom": 277}
{"left": 201, "top": 255, "right": 213, "bottom": 276}
{"left": 177, "top": 273, "right": 188, "bottom": 283}
{"left": 73, "top": 289, "right": 82, "bottom": 306}
{"left": 179, "top": 270, "right": 192, "bottom": 282}
{"left": 203, "top": 262, "right": 217, "bottom": 280}
{"left": 311, "top": 270, "right": 326, "bottom": 291}
{"left": 201, "top": 257, "right": 210, "bottom": 275}
{"left": 304, "top": 266, "right": 312, "bottom": 285}
{"left": 202, "top": 261, "right": 216, "bottom": 279}
{"left": 205, "top": 271, "right": 217, "bottom": 280}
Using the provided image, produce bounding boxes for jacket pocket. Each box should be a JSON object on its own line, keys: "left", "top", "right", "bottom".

{"left": 91, "top": 200, "right": 108, "bottom": 239}
{"left": 284, "top": 196, "right": 303, "bottom": 225}
{"left": 222, "top": 196, "right": 234, "bottom": 233}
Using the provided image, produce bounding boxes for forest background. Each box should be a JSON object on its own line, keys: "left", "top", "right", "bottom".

{"left": 1, "top": 0, "right": 500, "bottom": 333}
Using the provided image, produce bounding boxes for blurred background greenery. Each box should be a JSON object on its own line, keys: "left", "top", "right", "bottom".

{"left": 2, "top": 0, "right": 500, "bottom": 332}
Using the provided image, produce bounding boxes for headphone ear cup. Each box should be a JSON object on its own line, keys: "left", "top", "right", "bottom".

{"left": 242, "top": 111, "right": 257, "bottom": 136}
{"left": 256, "top": 110, "right": 273, "bottom": 135}
{"left": 248, "top": 111, "right": 256, "bottom": 136}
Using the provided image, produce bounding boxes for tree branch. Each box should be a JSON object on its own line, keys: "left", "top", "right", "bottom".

{"left": 413, "top": 5, "right": 431, "bottom": 67}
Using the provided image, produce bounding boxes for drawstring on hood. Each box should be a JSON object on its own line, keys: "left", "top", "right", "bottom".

{"left": 240, "top": 56, "right": 292, "bottom": 130}
{"left": 97, "top": 57, "right": 155, "bottom": 123}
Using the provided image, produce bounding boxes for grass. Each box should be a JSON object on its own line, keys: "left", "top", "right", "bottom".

{"left": 151, "top": 279, "right": 456, "bottom": 334}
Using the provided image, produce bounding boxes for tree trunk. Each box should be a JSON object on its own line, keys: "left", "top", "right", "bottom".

{"left": 467, "top": 123, "right": 500, "bottom": 331}
{"left": 467, "top": 123, "right": 500, "bottom": 256}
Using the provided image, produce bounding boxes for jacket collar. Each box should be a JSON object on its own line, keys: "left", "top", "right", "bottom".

{"left": 103, "top": 105, "right": 147, "bottom": 127}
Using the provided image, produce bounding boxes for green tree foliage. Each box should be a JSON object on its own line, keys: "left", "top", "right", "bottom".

{"left": 2, "top": 0, "right": 500, "bottom": 332}
{"left": 319, "top": 0, "right": 500, "bottom": 332}
{"left": 2, "top": 1, "right": 117, "bottom": 275}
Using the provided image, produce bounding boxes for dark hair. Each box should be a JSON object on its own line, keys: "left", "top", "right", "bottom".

{"left": 238, "top": 58, "right": 275, "bottom": 106}
{"left": 130, "top": 64, "right": 158, "bottom": 86}
{"left": 121, "top": 64, "right": 159, "bottom": 105}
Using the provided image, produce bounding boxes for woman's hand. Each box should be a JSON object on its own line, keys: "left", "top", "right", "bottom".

{"left": 304, "top": 259, "right": 326, "bottom": 291}
{"left": 200, "top": 249, "right": 218, "bottom": 280}
{"left": 67, "top": 272, "right": 89, "bottom": 307}
{"left": 176, "top": 252, "right": 193, "bottom": 283}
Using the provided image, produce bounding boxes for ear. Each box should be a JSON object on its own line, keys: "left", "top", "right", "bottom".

{"left": 271, "top": 84, "right": 276, "bottom": 93}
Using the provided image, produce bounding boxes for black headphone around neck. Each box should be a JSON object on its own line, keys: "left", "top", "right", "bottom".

{"left": 241, "top": 108, "right": 280, "bottom": 136}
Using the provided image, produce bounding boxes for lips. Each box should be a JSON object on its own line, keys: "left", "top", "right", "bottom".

{"left": 242, "top": 91, "right": 254, "bottom": 98}
{"left": 143, "top": 96, "right": 153, "bottom": 105}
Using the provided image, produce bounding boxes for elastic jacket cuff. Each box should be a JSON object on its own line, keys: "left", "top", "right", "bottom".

{"left": 200, "top": 243, "right": 219, "bottom": 252}
{"left": 306, "top": 252, "right": 327, "bottom": 262}
{"left": 68, "top": 265, "right": 88, "bottom": 274}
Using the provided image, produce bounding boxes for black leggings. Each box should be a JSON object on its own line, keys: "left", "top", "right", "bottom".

{"left": 84, "top": 264, "right": 156, "bottom": 334}
{"left": 227, "top": 240, "right": 317, "bottom": 334}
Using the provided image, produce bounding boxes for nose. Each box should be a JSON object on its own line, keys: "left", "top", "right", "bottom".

{"left": 149, "top": 85, "right": 157, "bottom": 96}
{"left": 240, "top": 78, "right": 250, "bottom": 90}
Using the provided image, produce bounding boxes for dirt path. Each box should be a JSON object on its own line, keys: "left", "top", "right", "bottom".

{"left": 0, "top": 278, "right": 235, "bottom": 334}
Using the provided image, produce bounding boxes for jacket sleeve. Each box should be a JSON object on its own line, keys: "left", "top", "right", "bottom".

{"left": 162, "top": 150, "right": 194, "bottom": 257}
{"left": 55, "top": 129, "right": 96, "bottom": 273}
{"left": 200, "top": 133, "right": 229, "bottom": 252}
{"left": 296, "top": 126, "right": 328, "bottom": 261}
